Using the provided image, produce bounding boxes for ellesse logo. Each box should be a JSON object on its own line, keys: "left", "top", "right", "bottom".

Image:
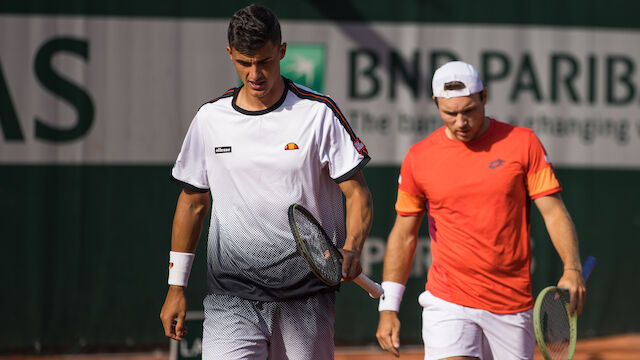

{"left": 284, "top": 142, "right": 299, "bottom": 150}
{"left": 215, "top": 146, "right": 232, "bottom": 154}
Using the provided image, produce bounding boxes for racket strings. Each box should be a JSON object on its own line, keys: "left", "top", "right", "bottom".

{"left": 539, "top": 290, "right": 571, "bottom": 359}
{"left": 293, "top": 209, "right": 342, "bottom": 285}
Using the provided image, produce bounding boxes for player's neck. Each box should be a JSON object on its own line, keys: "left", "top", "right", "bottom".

{"left": 478, "top": 116, "right": 491, "bottom": 137}
{"left": 236, "top": 76, "right": 286, "bottom": 112}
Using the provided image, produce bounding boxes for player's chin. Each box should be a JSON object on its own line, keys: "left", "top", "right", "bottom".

{"left": 455, "top": 132, "right": 473, "bottom": 141}
{"left": 247, "top": 88, "right": 268, "bottom": 98}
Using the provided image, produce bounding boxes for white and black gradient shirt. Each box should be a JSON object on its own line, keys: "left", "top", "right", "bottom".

{"left": 171, "top": 78, "right": 370, "bottom": 301}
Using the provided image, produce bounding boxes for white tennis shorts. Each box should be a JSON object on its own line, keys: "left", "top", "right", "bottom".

{"left": 202, "top": 292, "right": 335, "bottom": 360}
{"left": 419, "top": 291, "right": 535, "bottom": 360}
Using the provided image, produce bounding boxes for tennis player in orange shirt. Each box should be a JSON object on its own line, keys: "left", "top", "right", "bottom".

{"left": 376, "top": 61, "right": 586, "bottom": 359}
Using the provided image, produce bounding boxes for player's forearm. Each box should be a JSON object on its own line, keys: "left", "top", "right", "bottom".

{"left": 382, "top": 227, "right": 418, "bottom": 285}
{"left": 344, "top": 190, "right": 373, "bottom": 252}
{"left": 342, "top": 174, "right": 373, "bottom": 253}
{"left": 382, "top": 214, "right": 422, "bottom": 284}
{"left": 547, "top": 213, "right": 581, "bottom": 270}
{"left": 171, "top": 190, "right": 211, "bottom": 253}
{"left": 539, "top": 197, "right": 581, "bottom": 270}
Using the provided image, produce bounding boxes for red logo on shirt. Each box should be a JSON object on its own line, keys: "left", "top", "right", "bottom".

{"left": 285, "top": 143, "right": 299, "bottom": 150}
{"left": 353, "top": 138, "right": 366, "bottom": 154}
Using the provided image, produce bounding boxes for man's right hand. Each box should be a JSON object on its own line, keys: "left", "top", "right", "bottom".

{"left": 376, "top": 310, "right": 401, "bottom": 357}
{"left": 160, "top": 285, "right": 188, "bottom": 341}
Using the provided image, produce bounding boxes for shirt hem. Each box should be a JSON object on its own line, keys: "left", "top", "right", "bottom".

{"left": 170, "top": 174, "right": 209, "bottom": 193}
{"left": 396, "top": 210, "right": 424, "bottom": 216}
{"left": 334, "top": 155, "right": 370, "bottom": 183}
{"left": 530, "top": 187, "right": 562, "bottom": 200}
{"left": 426, "top": 287, "right": 534, "bottom": 314}
{"left": 207, "top": 286, "right": 339, "bottom": 302}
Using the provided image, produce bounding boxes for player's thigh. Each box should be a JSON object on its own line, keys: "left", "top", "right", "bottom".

{"left": 201, "top": 294, "right": 268, "bottom": 360}
{"left": 478, "top": 308, "right": 534, "bottom": 360}
{"left": 269, "top": 291, "right": 336, "bottom": 360}
{"left": 419, "top": 291, "right": 483, "bottom": 360}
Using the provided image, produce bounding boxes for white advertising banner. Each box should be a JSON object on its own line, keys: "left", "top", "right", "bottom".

{"left": 1, "top": 15, "right": 640, "bottom": 168}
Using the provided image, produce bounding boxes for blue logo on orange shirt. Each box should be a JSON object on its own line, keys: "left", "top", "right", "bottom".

{"left": 488, "top": 159, "right": 504, "bottom": 169}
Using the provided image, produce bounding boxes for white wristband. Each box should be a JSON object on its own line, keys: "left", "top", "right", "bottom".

{"left": 168, "top": 251, "right": 195, "bottom": 287}
{"left": 378, "top": 281, "right": 406, "bottom": 312}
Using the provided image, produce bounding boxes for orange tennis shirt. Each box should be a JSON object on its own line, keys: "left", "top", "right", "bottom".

{"left": 396, "top": 118, "right": 561, "bottom": 313}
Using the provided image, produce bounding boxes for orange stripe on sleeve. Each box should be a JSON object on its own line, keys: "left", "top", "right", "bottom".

{"left": 395, "top": 188, "right": 427, "bottom": 216}
{"left": 527, "top": 166, "right": 562, "bottom": 199}
{"left": 289, "top": 82, "right": 357, "bottom": 139}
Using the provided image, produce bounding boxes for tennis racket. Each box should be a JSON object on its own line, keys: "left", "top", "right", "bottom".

{"left": 534, "top": 256, "right": 597, "bottom": 360}
{"left": 287, "top": 203, "right": 384, "bottom": 298}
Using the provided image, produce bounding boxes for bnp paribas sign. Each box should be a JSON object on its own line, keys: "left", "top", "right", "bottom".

{"left": 281, "top": 44, "right": 325, "bottom": 93}
{"left": 3, "top": 16, "right": 640, "bottom": 169}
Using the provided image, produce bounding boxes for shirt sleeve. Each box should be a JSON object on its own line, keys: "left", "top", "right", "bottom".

{"left": 395, "top": 150, "right": 427, "bottom": 215}
{"left": 171, "top": 114, "right": 209, "bottom": 192}
{"left": 318, "top": 99, "right": 370, "bottom": 183}
{"left": 526, "top": 131, "right": 561, "bottom": 199}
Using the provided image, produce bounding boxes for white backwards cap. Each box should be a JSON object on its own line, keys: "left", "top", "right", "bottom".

{"left": 431, "top": 61, "right": 484, "bottom": 98}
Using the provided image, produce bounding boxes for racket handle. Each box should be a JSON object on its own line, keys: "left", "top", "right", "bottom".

{"left": 354, "top": 273, "right": 384, "bottom": 299}
{"left": 582, "top": 256, "right": 597, "bottom": 282}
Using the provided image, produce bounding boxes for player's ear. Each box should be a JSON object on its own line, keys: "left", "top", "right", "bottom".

{"left": 481, "top": 88, "right": 488, "bottom": 105}
{"left": 226, "top": 46, "right": 233, "bottom": 60}
{"left": 279, "top": 42, "right": 287, "bottom": 60}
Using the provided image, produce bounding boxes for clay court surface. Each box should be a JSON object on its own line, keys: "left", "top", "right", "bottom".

{"left": 2, "top": 333, "right": 639, "bottom": 360}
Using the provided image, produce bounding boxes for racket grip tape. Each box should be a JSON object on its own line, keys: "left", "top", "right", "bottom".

{"left": 582, "top": 256, "right": 597, "bottom": 282}
{"left": 354, "top": 273, "right": 384, "bottom": 298}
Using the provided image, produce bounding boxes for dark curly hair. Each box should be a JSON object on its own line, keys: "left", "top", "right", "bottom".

{"left": 227, "top": 4, "right": 282, "bottom": 54}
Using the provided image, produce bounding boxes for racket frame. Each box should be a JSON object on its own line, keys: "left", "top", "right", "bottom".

{"left": 288, "top": 203, "right": 343, "bottom": 286}
{"left": 287, "top": 203, "right": 384, "bottom": 298}
{"left": 533, "top": 256, "right": 597, "bottom": 360}
{"left": 533, "top": 286, "right": 578, "bottom": 360}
